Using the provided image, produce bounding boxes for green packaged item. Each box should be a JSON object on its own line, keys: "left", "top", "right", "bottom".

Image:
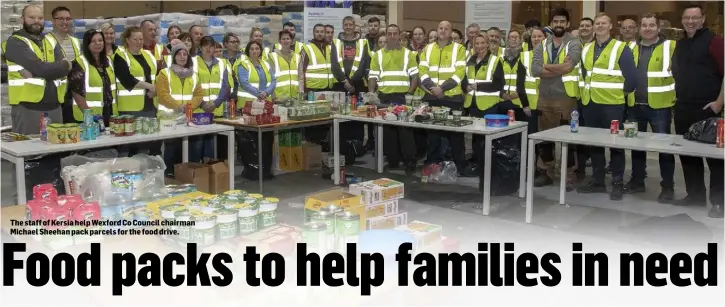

{"left": 335, "top": 212, "right": 361, "bottom": 252}
{"left": 191, "top": 214, "right": 217, "bottom": 247}
{"left": 215, "top": 209, "right": 238, "bottom": 240}
{"left": 302, "top": 222, "right": 328, "bottom": 253}
{"left": 236, "top": 204, "right": 259, "bottom": 235}
{"left": 174, "top": 210, "right": 193, "bottom": 247}
{"left": 258, "top": 197, "right": 278, "bottom": 228}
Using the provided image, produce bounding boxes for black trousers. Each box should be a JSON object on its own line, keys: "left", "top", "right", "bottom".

{"left": 582, "top": 103, "right": 626, "bottom": 184}
{"left": 379, "top": 93, "right": 416, "bottom": 163}
{"left": 426, "top": 100, "right": 466, "bottom": 170}
{"left": 674, "top": 102, "right": 724, "bottom": 205}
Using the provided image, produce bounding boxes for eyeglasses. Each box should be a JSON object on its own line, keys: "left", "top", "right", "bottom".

{"left": 54, "top": 17, "right": 72, "bottom": 22}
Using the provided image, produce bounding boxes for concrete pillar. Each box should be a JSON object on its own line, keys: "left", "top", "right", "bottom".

{"left": 387, "top": 0, "right": 404, "bottom": 28}
{"left": 582, "top": 0, "right": 598, "bottom": 18}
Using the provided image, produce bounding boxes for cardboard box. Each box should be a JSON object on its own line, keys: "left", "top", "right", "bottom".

{"left": 393, "top": 221, "right": 443, "bottom": 251}
{"left": 302, "top": 143, "right": 322, "bottom": 170}
{"left": 349, "top": 178, "right": 405, "bottom": 205}
{"left": 174, "top": 163, "right": 210, "bottom": 193}
{"left": 279, "top": 146, "right": 303, "bottom": 172}
{"left": 304, "top": 189, "right": 366, "bottom": 231}
{"left": 366, "top": 199, "right": 399, "bottom": 219}
{"left": 367, "top": 212, "right": 408, "bottom": 230}
{"left": 203, "top": 159, "right": 230, "bottom": 194}
{"left": 322, "top": 152, "right": 345, "bottom": 168}
{"left": 173, "top": 160, "right": 230, "bottom": 194}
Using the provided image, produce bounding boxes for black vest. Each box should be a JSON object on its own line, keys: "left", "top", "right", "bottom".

{"left": 673, "top": 28, "right": 723, "bottom": 104}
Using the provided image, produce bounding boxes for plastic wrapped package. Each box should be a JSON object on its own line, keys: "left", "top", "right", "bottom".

{"left": 422, "top": 161, "right": 458, "bottom": 184}
{"left": 23, "top": 154, "right": 65, "bottom": 202}
{"left": 60, "top": 154, "right": 167, "bottom": 206}
{"left": 481, "top": 136, "right": 521, "bottom": 196}
{"left": 684, "top": 117, "right": 721, "bottom": 144}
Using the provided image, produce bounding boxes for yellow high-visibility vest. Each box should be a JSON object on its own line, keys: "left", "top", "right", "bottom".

{"left": 159, "top": 68, "right": 198, "bottom": 111}
{"left": 269, "top": 51, "right": 301, "bottom": 99}
{"left": 580, "top": 39, "right": 629, "bottom": 106}
{"left": 369, "top": 47, "right": 418, "bottom": 94}
{"left": 626, "top": 40, "right": 676, "bottom": 109}
{"left": 543, "top": 38, "right": 579, "bottom": 98}
{"left": 418, "top": 42, "right": 466, "bottom": 97}
{"left": 237, "top": 59, "right": 271, "bottom": 105}
{"left": 196, "top": 57, "right": 233, "bottom": 116}
{"left": 464, "top": 54, "right": 501, "bottom": 110}
{"left": 72, "top": 55, "right": 118, "bottom": 122}
{"left": 115, "top": 48, "right": 157, "bottom": 112}
{"left": 4, "top": 35, "right": 67, "bottom": 105}
{"left": 304, "top": 43, "right": 335, "bottom": 89}
{"left": 519, "top": 50, "right": 539, "bottom": 110}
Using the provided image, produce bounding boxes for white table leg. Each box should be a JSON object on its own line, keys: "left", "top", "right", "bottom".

{"left": 182, "top": 137, "right": 189, "bottom": 162}
{"left": 257, "top": 129, "right": 264, "bottom": 193}
{"left": 213, "top": 134, "right": 218, "bottom": 159}
{"left": 333, "top": 119, "right": 341, "bottom": 185}
{"left": 15, "top": 156, "right": 26, "bottom": 205}
{"left": 482, "top": 136, "right": 493, "bottom": 216}
{"left": 518, "top": 128, "right": 528, "bottom": 198}
{"left": 526, "top": 139, "right": 536, "bottom": 224}
{"left": 227, "top": 131, "right": 235, "bottom": 190}
{"left": 376, "top": 124, "right": 384, "bottom": 173}
{"left": 559, "top": 142, "right": 568, "bottom": 205}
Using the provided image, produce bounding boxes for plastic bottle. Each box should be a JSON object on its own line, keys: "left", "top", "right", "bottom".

{"left": 40, "top": 112, "right": 51, "bottom": 141}
{"left": 570, "top": 109, "right": 579, "bottom": 133}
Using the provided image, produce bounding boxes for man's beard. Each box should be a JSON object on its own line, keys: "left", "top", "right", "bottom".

{"left": 23, "top": 22, "right": 43, "bottom": 35}
{"left": 504, "top": 43, "right": 522, "bottom": 60}
{"left": 553, "top": 27, "right": 566, "bottom": 37}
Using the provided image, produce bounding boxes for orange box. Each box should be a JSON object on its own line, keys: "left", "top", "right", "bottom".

{"left": 290, "top": 146, "right": 303, "bottom": 171}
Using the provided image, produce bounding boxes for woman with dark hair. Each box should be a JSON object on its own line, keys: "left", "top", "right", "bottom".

{"left": 237, "top": 40, "right": 277, "bottom": 180}
{"left": 452, "top": 29, "right": 464, "bottom": 44}
{"left": 269, "top": 30, "right": 300, "bottom": 100}
{"left": 165, "top": 25, "right": 182, "bottom": 51}
{"left": 409, "top": 26, "right": 427, "bottom": 52}
{"left": 165, "top": 32, "right": 194, "bottom": 67}
{"left": 156, "top": 42, "right": 204, "bottom": 169}
{"left": 67, "top": 29, "right": 117, "bottom": 125}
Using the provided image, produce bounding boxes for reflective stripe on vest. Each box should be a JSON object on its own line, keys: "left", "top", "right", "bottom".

{"left": 420, "top": 42, "right": 465, "bottom": 96}
{"left": 372, "top": 48, "right": 416, "bottom": 93}
{"left": 270, "top": 52, "right": 301, "bottom": 99}
{"left": 501, "top": 57, "right": 523, "bottom": 107}
{"left": 627, "top": 40, "right": 676, "bottom": 108}
{"left": 163, "top": 68, "right": 198, "bottom": 111}
{"left": 116, "top": 49, "right": 157, "bottom": 112}
{"left": 464, "top": 54, "right": 501, "bottom": 110}
{"left": 335, "top": 38, "right": 366, "bottom": 76}
{"left": 580, "top": 39, "right": 627, "bottom": 105}
{"left": 237, "top": 59, "right": 271, "bottom": 102}
{"left": 72, "top": 55, "right": 117, "bottom": 121}
{"left": 520, "top": 50, "right": 539, "bottom": 110}
{"left": 6, "top": 35, "right": 66, "bottom": 105}
{"left": 304, "top": 43, "right": 334, "bottom": 89}
{"left": 543, "top": 39, "right": 579, "bottom": 98}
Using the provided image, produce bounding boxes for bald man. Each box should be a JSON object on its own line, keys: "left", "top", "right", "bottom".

{"left": 3, "top": 4, "right": 72, "bottom": 134}
{"left": 619, "top": 18, "right": 637, "bottom": 42}
{"left": 418, "top": 20, "right": 468, "bottom": 174}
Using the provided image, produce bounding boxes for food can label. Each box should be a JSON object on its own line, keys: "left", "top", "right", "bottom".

{"left": 259, "top": 211, "right": 277, "bottom": 228}
{"left": 238, "top": 216, "right": 258, "bottom": 234}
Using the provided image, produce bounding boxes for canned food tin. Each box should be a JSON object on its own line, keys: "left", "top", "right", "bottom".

{"left": 109, "top": 116, "right": 117, "bottom": 135}
{"left": 192, "top": 215, "right": 217, "bottom": 247}
{"left": 258, "top": 198, "right": 278, "bottom": 228}
{"left": 507, "top": 109, "right": 515, "bottom": 123}
{"left": 174, "top": 210, "right": 193, "bottom": 246}
{"left": 215, "top": 209, "right": 239, "bottom": 240}
{"left": 302, "top": 222, "right": 328, "bottom": 253}
{"left": 335, "top": 212, "right": 361, "bottom": 251}
{"left": 202, "top": 203, "right": 223, "bottom": 215}
{"left": 149, "top": 118, "right": 159, "bottom": 133}
{"left": 141, "top": 117, "right": 151, "bottom": 134}
{"left": 321, "top": 204, "right": 344, "bottom": 215}
{"left": 237, "top": 205, "right": 259, "bottom": 234}
{"left": 310, "top": 210, "right": 336, "bottom": 251}
{"left": 135, "top": 117, "right": 144, "bottom": 133}
{"left": 610, "top": 120, "right": 619, "bottom": 134}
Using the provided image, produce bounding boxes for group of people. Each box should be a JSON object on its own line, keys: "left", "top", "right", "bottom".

{"left": 3, "top": 4, "right": 722, "bottom": 218}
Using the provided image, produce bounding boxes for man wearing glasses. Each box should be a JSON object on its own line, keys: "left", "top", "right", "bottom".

{"left": 48, "top": 6, "right": 81, "bottom": 123}
{"left": 671, "top": 3, "right": 724, "bottom": 218}
{"left": 618, "top": 19, "right": 637, "bottom": 43}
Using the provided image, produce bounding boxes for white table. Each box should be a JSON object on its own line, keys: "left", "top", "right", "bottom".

{"left": 525, "top": 126, "right": 725, "bottom": 224}
{"left": 333, "top": 115, "right": 529, "bottom": 216}
{"left": 1, "top": 124, "right": 236, "bottom": 204}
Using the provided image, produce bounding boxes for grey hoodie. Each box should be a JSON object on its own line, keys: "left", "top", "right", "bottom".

{"left": 4, "top": 29, "right": 70, "bottom": 110}
{"left": 633, "top": 33, "right": 667, "bottom": 105}
{"left": 531, "top": 32, "right": 582, "bottom": 100}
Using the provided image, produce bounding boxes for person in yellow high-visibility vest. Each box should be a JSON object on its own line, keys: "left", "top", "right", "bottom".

{"left": 238, "top": 40, "right": 277, "bottom": 180}
{"left": 156, "top": 43, "right": 204, "bottom": 168}
{"left": 113, "top": 26, "right": 161, "bottom": 156}
{"left": 531, "top": 8, "right": 583, "bottom": 191}
{"left": 368, "top": 24, "right": 420, "bottom": 175}
{"left": 418, "top": 20, "right": 468, "bottom": 172}
{"left": 48, "top": 6, "right": 82, "bottom": 124}
{"left": 4, "top": 4, "right": 72, "bottom": 134}
{"left": 499, "top": 30, "right": 532, "bottom": 119}
{"left": 270, "top": 30, "right": 301, "bottom": 100}
{"left": 409, "top": 25, "right": 430, "bottom": 160}
{"left": 487, "top": 27, "right": 505, "bottom": 57}
{"left": 68, "top": 30, "right": 117, "bottom": 125}
{"left": 576, "top": 13, "right": 638, "bottom": 200}
{"left": 195, "top": 36, "right": 234, "bottom": 161}
{"left": 622, "top": 14, "right": 676, "bottom": 202}
{"left": 275, "top": 22, "right": 305, "bottom": 54}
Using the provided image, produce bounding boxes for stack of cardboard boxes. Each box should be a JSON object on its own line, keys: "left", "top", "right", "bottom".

{"left": 278, "top": 130, "right": 302, "bottom": 172}
{"left": 349, "top": 178, "right": 408, "bottom": 230}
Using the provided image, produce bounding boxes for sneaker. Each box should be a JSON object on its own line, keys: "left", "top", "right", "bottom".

{"left": 708, "top": 205, "right": 724, "bottom": 219}
{"left": 534, "top": 174, "right": 554, "bottom": 187}
{"left": 622, "top": 181, "right": 645, "bottom": 194}
{"left": 672, "top": 194, "right": 707, "bottom": 207}
{"left": 657, "top": 187, "right": 675, "bottom": 204}
{"left": 577, "top": 181, "right": 607, "bottom": 194}
{"left": 610, "top": 182, "right": 624, "bottom": 201}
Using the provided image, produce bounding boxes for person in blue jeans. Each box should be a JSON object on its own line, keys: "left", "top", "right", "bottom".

{"left": 622, "top": 15, "right": 676, "bottom": 203}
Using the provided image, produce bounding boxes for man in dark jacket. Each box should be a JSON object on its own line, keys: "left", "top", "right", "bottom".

{"left": 5, "top": 5, "right": 72, "bottom": 135}
{"left": 671, "top": 4, "right": 724, "bottom": 219}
